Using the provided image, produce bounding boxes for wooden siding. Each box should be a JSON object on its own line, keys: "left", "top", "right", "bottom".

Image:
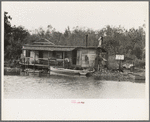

{"left": 76, "top": 49, "right": 107, "bottom": 68}
{"left": 23, "top": 50, "right": 26, "bottom": 57}
{"left": 29, "top": 51, "right": 39, "bottom": 64}
{"left": 77, "top": 49, "right": 82, "bottom": 66}
{"left": 48, "top": 52, "right": 53, "bottom": 58}
{"left": 82, "top": 49, "right": 97, "bottom": 67}
{"left": 76, "top": 49, "right": 97, "bottom": 67}
{"left": 43, "top": 51, "right": 48, "bottom": 58}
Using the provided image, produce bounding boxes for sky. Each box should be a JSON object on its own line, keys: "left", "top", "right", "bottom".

{"left": 2, "top": 2, "right": 148, "bottom": 33}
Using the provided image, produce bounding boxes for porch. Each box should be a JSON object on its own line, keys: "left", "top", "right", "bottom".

{"left": 20, "top": 48, "right": 77, "bottom": 68}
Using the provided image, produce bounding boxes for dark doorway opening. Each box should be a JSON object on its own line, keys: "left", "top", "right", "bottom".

{"left": 26, "top": 50, "right": 30, "bottom": 57}
{"left": 72, "top": 50, "right": 77, "bottom": 65}
{"left": 39, "top": 51, "right": 43, "bottom": 58}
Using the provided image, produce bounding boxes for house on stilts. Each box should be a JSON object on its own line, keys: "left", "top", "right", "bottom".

{"left": 20, "top": 38, "right": 108, "bottom": 76}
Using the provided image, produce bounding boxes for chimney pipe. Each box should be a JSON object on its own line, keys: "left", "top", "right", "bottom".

{"left": 86, "top": 34, "right": 88, "bottom": 47}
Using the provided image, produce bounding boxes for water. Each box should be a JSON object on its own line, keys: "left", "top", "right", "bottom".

{"left": 4, "top": 75, "right": 145, "bottom": 99}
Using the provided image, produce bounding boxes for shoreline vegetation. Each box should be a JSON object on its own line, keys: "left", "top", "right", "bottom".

{"left": 4, "top": 66, "right": 145, "bottom": 83}
{"left": 92, "top": 70, "right": 145, "bottom": 83}
{"left": 92, "top": 67, "right": 145, "bottom": 83}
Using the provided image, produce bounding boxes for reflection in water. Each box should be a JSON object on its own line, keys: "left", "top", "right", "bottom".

{"left": 4, "top": 75, "right": 145, "bottom": 99}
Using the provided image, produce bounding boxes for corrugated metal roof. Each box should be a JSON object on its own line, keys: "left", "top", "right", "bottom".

{"left": 23, "top": 46, "right": 75, "bottom": 51}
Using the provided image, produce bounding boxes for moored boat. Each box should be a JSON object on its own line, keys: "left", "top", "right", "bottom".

{"left": 50, "top": 66, "right": 95, "bottom": 76}
{"left": 50, "top": 66, "right": 80, "bottom": 75}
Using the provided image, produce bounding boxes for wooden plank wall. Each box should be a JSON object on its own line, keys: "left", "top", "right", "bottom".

{"left": 76, "top": 49, "right": 82, "bottom": 66}
{"left": 77, "top": 49, "right": 97, "bottom": 68}
{"left": 23, "top": 50, "right": 26, "bottom": 57}
{"left": 88, "top": 49, "right": 97, "bottom": 67}
{"left": 43, "top": 51, "right": 48, "bottom": 58}
{"left": 30, "top": 51, "right": 39, "bottom": 64}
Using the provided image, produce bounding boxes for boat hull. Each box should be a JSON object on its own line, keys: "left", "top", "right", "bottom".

{"left": 50, "top": 67, "right": 80, "bottom": 75}
{"left": 50, "top": 67, "right": 94, "bottom": 76}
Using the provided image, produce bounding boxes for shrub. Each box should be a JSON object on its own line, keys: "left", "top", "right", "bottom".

{"left": 134, "top": 59, "right": 145, "bottom": 68}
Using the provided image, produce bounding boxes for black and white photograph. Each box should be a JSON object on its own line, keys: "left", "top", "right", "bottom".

{"left": 2, "top": 1, "right": 149, "bottom": 120}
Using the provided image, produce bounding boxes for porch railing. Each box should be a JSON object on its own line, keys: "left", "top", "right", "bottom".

{"left": 20, "top": 57, "right": 65, "bottom": 67}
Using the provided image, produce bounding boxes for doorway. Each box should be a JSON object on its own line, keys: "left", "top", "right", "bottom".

{"left": 39, "top": 51, "right": 43, "bottom": 58}
{"left": 72, "top": 50, "right": 77, "bottom": 65}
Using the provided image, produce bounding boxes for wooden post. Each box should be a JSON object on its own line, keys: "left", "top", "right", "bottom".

{"left": 24, "top": 57, "right": 27, "bottom": 76}
{"left": 81, "top": 50, "right": 82, "bottom": 67}
{"left": 34, "top": 52, "right": 35, "bottom": 76}
{"left": 119, "top": 60, "right": 121, "bottom": 71}
{"left": 24, "top": 57, "right": 25, "bottom": 70}
{"left": 63, "top": 52, "right": 65, "bottom": 68}
{"left": 23, "top": 57, "right": 25, "bottom": 73}
{"left": 48, "top": 52, "right": 50, "bottom": 77}
{"left": 27, "top": 57, "right": 29, "bottom": 69}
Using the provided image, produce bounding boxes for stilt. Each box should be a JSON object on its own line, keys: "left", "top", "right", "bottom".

{"left": 48, "top": 52, "right": 50, "bottom": 77}
{"left": 34, "top": 55, "right": 35, "bottom": 76}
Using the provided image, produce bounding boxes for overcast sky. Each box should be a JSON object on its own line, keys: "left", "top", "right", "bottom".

{"left": 2, "top": 2, "right": 148, "bottom": 32}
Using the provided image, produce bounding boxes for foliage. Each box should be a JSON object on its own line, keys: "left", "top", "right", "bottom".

{"left": 4, "top": 12, "right": 145, "bottom": 63}
{"left": 134, "top": 58, "right": 145, "bottom": 68}
{"left": 4, "top": 12, "right": 12, "bottom": 49}
{"left": 27, "top": 25, "right": 145, "bottom": 61}
{"left": 4, "top": 12, "right": 29, "bottom": 60}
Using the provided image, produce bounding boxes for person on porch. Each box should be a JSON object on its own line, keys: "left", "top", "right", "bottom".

{"left": 64, "top": 58, "right": 70, "bottom": 69}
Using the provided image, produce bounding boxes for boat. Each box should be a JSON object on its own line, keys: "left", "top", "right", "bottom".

{"left": 50, "top": 66, "right": 95, "bottom": 76}
{"left": 50, "top": 67, "right": 80, "bottom": 75}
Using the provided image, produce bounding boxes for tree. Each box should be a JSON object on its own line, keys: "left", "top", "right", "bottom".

{"left": 4, "top": 12, "right": 12, "bottom": 49}
{"left": 5, "top": 26, "right": 29, "bottom": 59}
{"left": 4, "top": 12, "right": 29, "bottom": 60}
{"left": 23, "top": 23, "right": 145, "bottom": 61}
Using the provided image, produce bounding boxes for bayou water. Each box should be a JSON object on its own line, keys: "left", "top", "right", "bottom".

{"left": 4, "top": 75, "right": 145, "bottom": 99}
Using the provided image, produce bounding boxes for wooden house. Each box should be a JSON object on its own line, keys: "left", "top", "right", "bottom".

{"left": 20, "top": 38, "right": 107, "bottom": 69}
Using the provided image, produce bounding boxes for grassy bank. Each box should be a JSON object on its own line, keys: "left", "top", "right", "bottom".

{"left": 92, "top": 70, "right": 132, "bottom": 81}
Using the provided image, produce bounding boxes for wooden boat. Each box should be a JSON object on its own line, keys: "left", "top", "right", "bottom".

{"left": 50, "top": 67, "right": 80, "bottom": 75}
{"left": 50, "top": 67, "right": 95, "bottom": 76}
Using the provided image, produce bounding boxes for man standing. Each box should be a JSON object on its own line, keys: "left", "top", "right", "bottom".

{"left": 94, "top": 54, "right": 103, "bottom": 71}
